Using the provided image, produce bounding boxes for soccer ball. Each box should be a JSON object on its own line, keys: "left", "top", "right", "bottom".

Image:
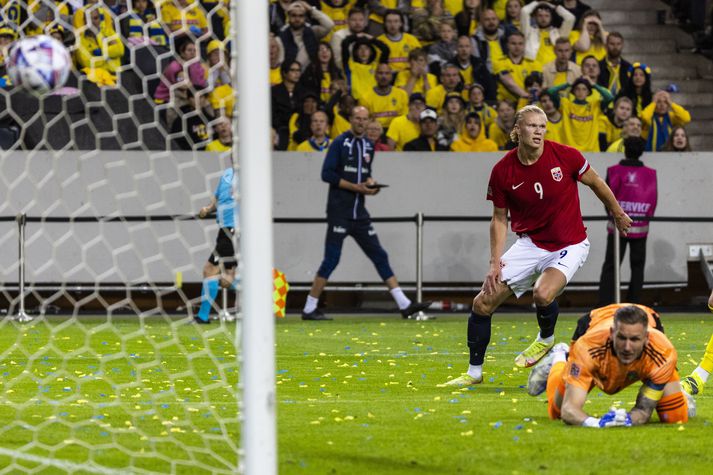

{"left": 6, "top": 35, "right": 71, "bottom": 93}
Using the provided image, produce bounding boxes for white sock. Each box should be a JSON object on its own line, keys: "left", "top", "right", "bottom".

{"left": 390, "top": 287, "right": 411, "bottom": 310}
{"left": 467, "top": 365, "right": 482, "bottom": 380}
{"left": 694, "top": 367, "right": 710, "bottom": 383}
{"left": 303, "top": 295, "right": 319, "bottom": 313}
{"left": 552, "top": 349, "right": 567, "bottom": 365}
{"left": 536, "top": 333, "right": 555, "bottom": 345}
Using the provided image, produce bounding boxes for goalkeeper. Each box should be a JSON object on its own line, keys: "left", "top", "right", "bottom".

{"left": 196, "top": 166, "right": 238, "bottom": 323}
{"left": 527, "top": 304, "right": 689, "bottom": 427}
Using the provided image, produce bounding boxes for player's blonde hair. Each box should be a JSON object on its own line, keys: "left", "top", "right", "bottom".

{"left": 509, "top": 105, "right": 547, "bottom": 144}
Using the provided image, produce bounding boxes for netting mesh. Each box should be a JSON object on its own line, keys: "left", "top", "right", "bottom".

{"left": 0, "top": 0, "right": 240, "bottom": 472}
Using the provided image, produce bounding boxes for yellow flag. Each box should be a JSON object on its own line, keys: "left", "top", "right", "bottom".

{"left": 272, "top": 268, "right": 289, "bottom": 318}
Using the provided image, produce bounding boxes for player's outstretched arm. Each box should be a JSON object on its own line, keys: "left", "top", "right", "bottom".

{"left": 562, "top": 385, "right": 632, "bottom": 427}
{"left": 580, "top": 167, "right": 633, "bottom": 235}
{"left": 560, "top": 385, "right": 591, "bottom": 426}
{"left": 198, "top": 196, "right": 217, "bottom": 219}
{"left": 483, "top": 206, "right": 508, "bottom": 295}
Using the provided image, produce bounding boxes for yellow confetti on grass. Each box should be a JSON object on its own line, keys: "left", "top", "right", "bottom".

{"left": 460, "top": 430, "right": 473, "bottom": 436}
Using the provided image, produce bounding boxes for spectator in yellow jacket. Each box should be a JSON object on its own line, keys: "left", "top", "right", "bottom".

{"left": 451, "top": 112, "right": 498, "bottom": 152}
{"left": 641, "top": 89, "right": 691, "bottom": 152}
{"left": 75, "top": 7, "right": 125, "bottom": 86}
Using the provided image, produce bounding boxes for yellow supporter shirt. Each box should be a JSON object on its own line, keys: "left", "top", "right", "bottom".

{"left": 76, "top": 30, "right": 125, "bottom": 74}
{"left": 377, "top": 33, "right": 422, "bottom": 72}
{"left": 296, "top": 137, "right": 331, "bottom": 152}
{"left": 270, "top": 67, "right": 282, "bottom": 86}
{"left": 347, "top": 60, "right": 378, "bottom": 101}
{"left": 320, "top": 0, "right": 355, "bottom": 42}
{"left": 394, "top": 71, "right": 438, "bottom": 95}
{"left": 545, "top": 115, "right": 564, "bottom": 143}
{"left": 488, "top": 37, "right": 504, "bottom": 65}
{"left": 488, "top": 122, "right": 510, "bottom": 150}
{"left": 206, "top": 140, "right": 231, "bottom": 152}
{"left": 536, "top": 29, "right": 556, "bottom": 65}
{"left": 560, "top": 96, "right": 604, "bottom": 151}
{"left": 330, "top": 108, "right": 351, "bottom": 139}
{"left": 570, "top": 30, "right": 607, "bottom": 65}
{"left": 161, "top": 1, "right": 208, "bottom": 34}
{"left": 450, "top": 135, "right": 498, "bottom": 152}
{"left": 468, "top": 105, "right": 498, "bottom": 138}
{"left": 426, "top": 85, "right": 469, "bottom": 113}
{"left": 443, "top": 0, "right": 463, "bottom": 16}
{"left": 320, "top": 71, "right": 332, "bottom": 103}
{"left": 598, "top": 115, "right": 622, "bottom": 149}
{"left": 606, "top": 138, "right": 624, "bottom": 153}
{"left": 360, "top": 87, "right": 409, "bottom": 128}
{"left": 386, "top": 114, "right": 420, "bottom": 151}
{"left": 287, "top": 113, "right": 300, "bottom": 151}
{"left": 493, "top": 56, "right": 542, "bottom": 103}
{"left": 368, "top": 0, "right": 397, "bottom": 24}
{"left": 491, "top": 0, "right": 509, "bottom": 20}
{"left": 458, "top": 63, "right": 474, "bottom": 88}
{"left": 603, "top": 61, "right": 622, "bottom": 96}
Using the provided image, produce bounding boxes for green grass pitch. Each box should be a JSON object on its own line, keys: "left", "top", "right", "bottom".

{"left": 277, "top": 313, "right": 713, "bottom": 475}
{"left": 0, "top": 313, "right": 712, "bottom": 474}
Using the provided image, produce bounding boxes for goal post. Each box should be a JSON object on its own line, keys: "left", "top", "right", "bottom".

{"left": 235, "top": 0, "right": 277, "bottom": 474}
{"left": 0, "top": 0, "right": 276, "bottom": 471}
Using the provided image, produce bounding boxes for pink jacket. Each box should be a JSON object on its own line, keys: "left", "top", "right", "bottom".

{"left": 154, "top": 60, "right": 207, "bottom": 102}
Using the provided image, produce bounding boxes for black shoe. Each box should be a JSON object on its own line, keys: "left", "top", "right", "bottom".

{"left": 301, "top": 309, "right": 333, "bottom": 321}
{"left": 400, "top": 301, "right": 433, "bottom": 319}
{"left": 192, "top": 317, "right": 211, "bottom": 324}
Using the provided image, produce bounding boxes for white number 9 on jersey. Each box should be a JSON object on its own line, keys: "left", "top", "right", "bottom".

{"left": 534, "top": 182, "right": 543, "bottom": 199}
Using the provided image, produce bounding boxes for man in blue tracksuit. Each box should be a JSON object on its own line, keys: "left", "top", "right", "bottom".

{"left": 196, "top": 166, "right": 239, "bottom": 323}
{"left": 301, "top": 105, "right": 432, "bottom": 320}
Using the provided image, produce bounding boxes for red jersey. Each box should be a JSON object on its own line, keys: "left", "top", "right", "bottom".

{"left": 487, "top": 140, "right": 590, "bottom": 251}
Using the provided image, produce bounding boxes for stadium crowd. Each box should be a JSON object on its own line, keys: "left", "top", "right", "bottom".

{"left": 0, "top": 0, "right": 234, "bottom": 151}
{"left": 0, "top": 0, "right": 700, "bottom": 152}
{"left": 266, "top": 0, "right": 696, "bottom": 154}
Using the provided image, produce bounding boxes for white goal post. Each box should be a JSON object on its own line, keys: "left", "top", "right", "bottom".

{"left": 234, "top": 0, "right": 277, "bottom": 474}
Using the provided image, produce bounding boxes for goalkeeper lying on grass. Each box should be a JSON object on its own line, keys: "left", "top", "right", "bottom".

{"left": 527, "top": 304, "right": 692, "bottom": 427}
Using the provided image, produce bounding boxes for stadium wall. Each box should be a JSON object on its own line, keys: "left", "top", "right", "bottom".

{"left": 1, "top": 151, "right": 711, "bottom": 285}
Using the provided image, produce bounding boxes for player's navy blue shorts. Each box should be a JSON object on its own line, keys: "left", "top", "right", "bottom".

{"left": 208, "top": 227, "right": 237, "bottom": 269}
{"left": 317, "top": 218, "right": 393, "bottom": 281}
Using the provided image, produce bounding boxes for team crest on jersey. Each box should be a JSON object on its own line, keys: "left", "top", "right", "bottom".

{"left": 569, "top": 362, "right": 580, "bottom": 377}
{"left": 551, "top": 166, "right": 563, "bottom": 182}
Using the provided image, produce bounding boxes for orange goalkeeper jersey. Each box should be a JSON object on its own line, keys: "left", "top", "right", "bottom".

{"left": 564, "top": 307, "right": 678, "bottom": 395}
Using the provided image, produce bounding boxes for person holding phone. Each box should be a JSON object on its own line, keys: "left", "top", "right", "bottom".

{"left": 301, "top": 105, "right": 432, "bottom": 320}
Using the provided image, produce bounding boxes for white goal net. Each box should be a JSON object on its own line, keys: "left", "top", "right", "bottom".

{"left": 0, "top": 0, "right": 274, "bottom": 473}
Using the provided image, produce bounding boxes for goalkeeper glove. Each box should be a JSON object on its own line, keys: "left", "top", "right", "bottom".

{"left": 582, "top": 408, "right": 632, "bottom": 428}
